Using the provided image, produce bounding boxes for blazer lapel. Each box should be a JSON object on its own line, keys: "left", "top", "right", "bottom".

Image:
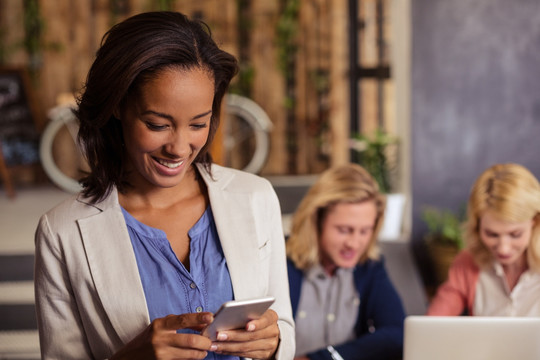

{"left": 77, "top": 191, "right": 149, "bottom": 344}
{"left": 199, "top": 165, "right": 265, "bottom": 300}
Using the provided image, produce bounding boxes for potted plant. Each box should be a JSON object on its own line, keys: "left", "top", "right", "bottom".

{"left": 350, "top": 129, "right": 405, "bottom": 240}
{"left": 421, "top": 206, "right": 465, "bottom": 286}
{"left": 349, "top": 128, "right": 397, "bottom": 193}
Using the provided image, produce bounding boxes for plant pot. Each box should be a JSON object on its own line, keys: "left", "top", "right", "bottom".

{"left": 427, "top": 241, "right": 460, "bottom": 285}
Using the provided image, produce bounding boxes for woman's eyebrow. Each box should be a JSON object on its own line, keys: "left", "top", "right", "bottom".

{"left": 141, "top": 109, "right": 212, "bottom": 120}
{"left": 192, "top": 109, "right": 212, "bottom": 120}
{"left": 141, "top": 110, "right": 173, "bottom": 120}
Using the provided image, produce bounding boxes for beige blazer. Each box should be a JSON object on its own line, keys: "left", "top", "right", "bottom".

{"left": 34, "top": 164, "right": 295, "bottom": 359}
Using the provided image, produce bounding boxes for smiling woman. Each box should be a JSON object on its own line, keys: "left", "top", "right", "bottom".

{"left": 33, "top": 11, "right": 294, "bottom": 360}
{"left": 286, "top": 163, "right": 405, "bottom": 360}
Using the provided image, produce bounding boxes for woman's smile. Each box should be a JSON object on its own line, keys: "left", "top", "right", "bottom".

{"left": 154, "top": 157, "right": 184, "bottom": 169}
{"left": 151, "top": 156, "right": 188, "bottom": 178}
{"left": 339, "top": 248, "right": 358, "bottom": 261}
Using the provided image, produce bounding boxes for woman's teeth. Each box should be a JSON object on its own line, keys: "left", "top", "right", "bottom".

{"left": 157, "top": 158, "right": 183, "bottom": 169}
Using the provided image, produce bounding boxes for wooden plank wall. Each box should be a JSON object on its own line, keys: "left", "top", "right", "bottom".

{"left": 0, "top": 0, "right": 351, "bottom": 176}
{"left": 250, "top": 0, "right": 287, "bottom": 174}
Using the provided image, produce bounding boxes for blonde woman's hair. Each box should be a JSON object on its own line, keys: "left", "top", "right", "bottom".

{"left": 465, "top": 163, "right": 540, "bottom": 270}
{"left": 286, "top": 163, "right": 386, "bottom": 270}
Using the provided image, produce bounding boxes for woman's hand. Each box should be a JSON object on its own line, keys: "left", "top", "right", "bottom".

{"left": 110, "top": 312, "right": 215, "bottom": 360}
{"left": 210, "top": 309, "right": 280, "bottom": 359}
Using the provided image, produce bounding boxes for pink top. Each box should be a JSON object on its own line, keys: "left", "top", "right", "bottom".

{"left": 427, "top": 250, "right": 479, "bottom": 316}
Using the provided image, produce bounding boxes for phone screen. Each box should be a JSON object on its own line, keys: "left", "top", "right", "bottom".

{"left": 202, "top": 296, "right": 275, "bottom": 341}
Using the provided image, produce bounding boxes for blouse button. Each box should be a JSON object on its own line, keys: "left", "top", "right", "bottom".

{"left": 190, "top": 282, "right": 197, "bottom": 289}
{"left": 196, "top": 306, "right": 203, "bottom": 313}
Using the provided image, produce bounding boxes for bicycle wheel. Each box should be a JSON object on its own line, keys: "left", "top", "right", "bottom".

{"left": 40, "top": 105, "right": 85, "bottom": 193}
{"left": 223, "top": 94, "right": 272, "bottom": 174}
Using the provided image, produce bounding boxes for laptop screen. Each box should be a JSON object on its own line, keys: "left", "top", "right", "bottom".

{"left": 403, "top": 316, "right": 540, "bottom": 360}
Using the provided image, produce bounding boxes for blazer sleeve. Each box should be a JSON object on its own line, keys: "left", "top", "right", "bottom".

{"left": 34, "top": 213, "right": 94, "bottom": 359}
{"left": 307, "top": 259, "right": 405, "bottom": 360}
{"left": 426, "top": 250, "right": 479, "bottom": 316}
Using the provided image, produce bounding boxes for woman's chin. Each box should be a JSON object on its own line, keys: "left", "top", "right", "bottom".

{"left": 336, "top": 259, "right": 358, "bottom": 269}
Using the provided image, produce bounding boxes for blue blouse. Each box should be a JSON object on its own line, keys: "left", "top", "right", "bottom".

{"left": 122, "top": 206, "right": 238, "bottom": 360}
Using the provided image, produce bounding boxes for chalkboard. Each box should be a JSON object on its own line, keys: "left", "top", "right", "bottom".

{"left": 410, "top": 0, "right": 540, "bottom": 286}
{"left": 0, "top": 68, "right": 40, "bottom": 166}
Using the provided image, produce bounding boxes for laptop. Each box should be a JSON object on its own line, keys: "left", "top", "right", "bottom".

{"left": 403, "top": 316, "right": 540, "bottom": 360}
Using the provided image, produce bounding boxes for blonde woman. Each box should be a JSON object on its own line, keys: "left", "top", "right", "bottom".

{"left": 287, "top": 163, "right": 405, "bottom": 360}
{"left": 428, "top": 163, "right": 540, "bottom": 316}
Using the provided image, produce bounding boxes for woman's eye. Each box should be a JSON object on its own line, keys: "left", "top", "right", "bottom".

{"left": 510, "top": 232, "right": 523, "bottom": 239}
{"left": 191, "top": 123, "right": 208, "bottom": 130}
{"left": 145, "top": 122, "right": 167, "bottom": 131}
{"left": 336, "top": 226, "right": 350, "bottom": 234}
{"left": 360, "top": 228, "right": 373, "bottom": 236}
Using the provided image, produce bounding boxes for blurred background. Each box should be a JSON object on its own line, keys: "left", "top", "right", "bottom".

{"left": 1, "top": 0, "right": 540, "bottom": 358}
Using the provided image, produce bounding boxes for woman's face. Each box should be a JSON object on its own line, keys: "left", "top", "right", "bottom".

{"left": 479, "top": 211, "right": 534, "bottom": 268}
{"left": 120, "top": 67, "right": 214, "bottom": 190}
{"left": 319, "top": 201, "right": 378, "bottom": 275}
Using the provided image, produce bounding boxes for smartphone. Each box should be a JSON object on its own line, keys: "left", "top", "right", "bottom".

{"left": 202, "top": 296, "right": 275, "bottom": 341}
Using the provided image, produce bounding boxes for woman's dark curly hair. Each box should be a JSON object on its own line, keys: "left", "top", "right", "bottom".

{"left": 76, "top": 11, "right": 238, "bottom": 202}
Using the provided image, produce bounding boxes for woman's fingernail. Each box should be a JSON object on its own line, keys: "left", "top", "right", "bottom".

{"left": 217, "top": 333, "right": 227, "bottom": 341}
{"left": 210, "top": 344, "right": 218, "bottom": 351}
{"left": 247, "top": 323, "right": 255, "bottom": 331}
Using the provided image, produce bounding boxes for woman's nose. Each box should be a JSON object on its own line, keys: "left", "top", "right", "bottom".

{"left": 496, "top": 237, "right": 512, "bottom": 253}
{"left": 346, "top": 232, "right": 364, "bottom": 248}
{"left": 165, "top": 130, "right": 191, "bottom": 157}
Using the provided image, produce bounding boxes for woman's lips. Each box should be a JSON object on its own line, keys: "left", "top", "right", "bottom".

{"left": 340, "top": 249, "right": 357, "bottom": 260}
{"left": 155, "top": 157, "right": 184, "bottom": 169}
{"left": 153, "top": 156, "right": 186, "bottom": 175}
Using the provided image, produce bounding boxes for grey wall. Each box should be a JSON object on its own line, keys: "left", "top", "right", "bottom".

{"left": 411, "top": 0, "right": 540, "bottom": 285}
